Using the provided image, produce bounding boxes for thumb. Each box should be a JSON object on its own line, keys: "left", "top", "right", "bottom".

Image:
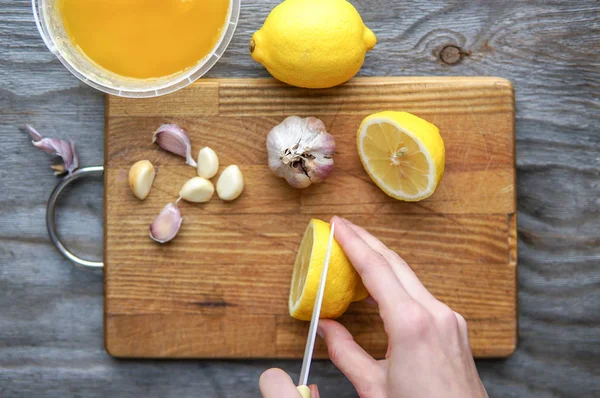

{"left": 309, "top": 384, "right": 320, "bottom": 398}
{"left": 319, "top": 320, "right": 384, "bottom": 395}
{"left": 259, "top": 368, "right": 301, "bottom": 398}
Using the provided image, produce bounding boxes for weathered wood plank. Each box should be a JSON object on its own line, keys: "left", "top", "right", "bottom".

{"left": 1, "top": 0, "right": 599, "bottom": 396}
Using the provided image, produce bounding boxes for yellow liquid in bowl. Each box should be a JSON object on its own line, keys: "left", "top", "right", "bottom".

{"left": 58, "top": 0, "right": 230, "bottom": 79}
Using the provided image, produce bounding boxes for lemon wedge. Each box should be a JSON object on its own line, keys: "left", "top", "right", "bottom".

{"left": 357, "top": 111, "right": 446, "bottom": 202}
{"left": 289, "top": 219, "right": 368, "bottom": 321}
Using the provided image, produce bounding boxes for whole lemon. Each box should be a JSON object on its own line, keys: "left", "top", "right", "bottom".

{"left": 250, "top": 0, "right": 377, "bottom": 89}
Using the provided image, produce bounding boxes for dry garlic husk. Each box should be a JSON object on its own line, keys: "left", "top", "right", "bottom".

{"left": 129, "top": 160, "right": 156, "bottom": 200}
{"left": 149, "top": 202, "right": 182, "bottom": 243}
{"left": 25, "top": 124, "right": 79, "bottom": 176}
{"left": 266, "top": 116, "right": 335, "bottom": 188}
{"left": 216, "top": 165, "right": 244, "bottom": 201}
{"left": 197, "top": 147, "right": 219, "bottom": 179}
{"left": 179, "top": 177, "right": 214, "bottom": 203}
{"left": 152, "top": 124, "right": 197, "bottom": 167}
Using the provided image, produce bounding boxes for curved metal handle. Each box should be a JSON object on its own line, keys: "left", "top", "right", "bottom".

{"left": 46, "top": 166, "right": 104, "bottom": 270}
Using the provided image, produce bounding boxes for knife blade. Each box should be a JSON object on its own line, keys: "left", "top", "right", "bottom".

{"left": 296, "top": 222, "right": 336, "bottom": 397}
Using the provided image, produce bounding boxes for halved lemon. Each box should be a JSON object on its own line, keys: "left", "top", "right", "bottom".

{"left": 357, "top": 111, "right": 445, "bottom": 202}
{"left": 289, "top": 219, "right": 368, "bottom": 321}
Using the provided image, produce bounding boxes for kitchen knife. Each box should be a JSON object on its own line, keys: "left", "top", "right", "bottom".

{"left": 296, "top": 222, "right": 336, "bottom": 398}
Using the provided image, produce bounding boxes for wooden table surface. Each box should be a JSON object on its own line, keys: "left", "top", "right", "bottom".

{"left": 1, "top": 1, "right": 598, "bottom": 397}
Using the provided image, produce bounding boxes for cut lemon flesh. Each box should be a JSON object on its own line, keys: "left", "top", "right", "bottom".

{"left": 289, "top": 219, "right": 368, "bottom": 321}
{"left": 357, "top": 111, "right": 445, "bottom": 201}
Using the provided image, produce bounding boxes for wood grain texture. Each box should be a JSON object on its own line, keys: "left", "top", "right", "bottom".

{"left": 104, "top": 77, "right": 517, "bottom": 359}
{"left": 1, "top": 0, "right": 599, "bottom": 397}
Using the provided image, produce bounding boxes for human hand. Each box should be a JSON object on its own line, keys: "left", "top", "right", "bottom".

{"left": 259, "top": 368, "right": 320, "bottom": 398}
{"left": 316, "top": 216, "right": 488, "bottom": 398}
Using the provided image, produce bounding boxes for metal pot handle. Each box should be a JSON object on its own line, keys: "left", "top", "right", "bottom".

{"left": 46, "top": 166, "right": 104, "bottom": 270}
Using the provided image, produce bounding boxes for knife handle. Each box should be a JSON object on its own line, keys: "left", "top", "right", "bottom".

{"left": 297, "top": 385, "right": 310, "bottom": 398}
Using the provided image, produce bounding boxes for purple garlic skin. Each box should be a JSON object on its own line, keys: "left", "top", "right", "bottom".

{"left": 149, "top": 202, "right": 182, "bottom": 243}
{"left": 266, "top": 116, "right": 335, "bottom": 189}
{"left": 25, "top": 124, "right": 79, "bottom": 175}
{"left": 152, "top": 124, "right": 197, "bottom": 167}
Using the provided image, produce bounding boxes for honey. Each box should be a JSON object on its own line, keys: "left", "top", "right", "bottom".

{"left": 58, "top": 0, "right": 230, "bottom": 79}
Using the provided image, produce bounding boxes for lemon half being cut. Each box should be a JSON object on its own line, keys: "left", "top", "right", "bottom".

{"left": 357, "top": 111, "right": 445, "bottom": 202}
{"left": 289, "top": 219, "right": 368, "bottom": 321}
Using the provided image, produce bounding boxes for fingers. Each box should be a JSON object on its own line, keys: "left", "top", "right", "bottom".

{"left": 332, "top": 216, "right": 412, "bottom": 318}
{"left": 362, "top": 296, "right": 378, "bottom": 306}
{"left": 342, "top": 218, "right": 441, "bottom": 310}
{"left": 454, "top": 311, "right": 470, "bottom": 346}
{"left": 259, "top": 368, "right": 301, "bottom": 398}
{"left": 318, "top": 320, "right": 384, "bottom": 395}
{"left": 309, "top": 384, "right": 320, "bottom": 398}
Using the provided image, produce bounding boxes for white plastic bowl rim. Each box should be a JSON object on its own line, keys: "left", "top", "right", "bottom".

{"left": 31, "top": 0, "right": 241, "bottom": 98}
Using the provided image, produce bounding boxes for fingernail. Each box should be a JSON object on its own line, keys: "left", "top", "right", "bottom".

{"left": 332, "top": 216, "right": 344, "bottom": 224}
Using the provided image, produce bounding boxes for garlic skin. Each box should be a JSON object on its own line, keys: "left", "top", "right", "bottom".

{"left": 129, "top": 160, "right": 156, "bottom": 200}
{"left": 25, "top": 124, "right": 79, "bottom": 175}
{"left": 197, "top": 147, "right": 219, "bottom": 179}
{"left": 149, "top": 202, "right": 182, "bottom": 243}
{"left": 152, "top": 124, "right": 197, "bottom": 167}
{"left": 216, "top": 165, "right": 244, "bottom": 201}
{"left": 266, "top": 116, "right": 335, "bottom": 188}
{"left": 179, "top": 177, "right": 214, "bottom": 203}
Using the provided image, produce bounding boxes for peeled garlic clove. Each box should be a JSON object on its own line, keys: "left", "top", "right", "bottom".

{"left": 197, "top": 147, "right": 219, "bottom": 179}
{"left": 216, "top": 165, "right": 244, "bottom": 201}
{"left": 179, "top": 177, "right": 214, "bottom": 203}
{"left": 129, "top": 160, "right": 156, "bottom": 200}
{"left": 149, "top": 202, "right": 182, "bottom": 243}
{"left": 266, "top": 116, "right": 335, "bottom": 188}
{"left": 152, "top": 124, "right": 197, "bottom": 167}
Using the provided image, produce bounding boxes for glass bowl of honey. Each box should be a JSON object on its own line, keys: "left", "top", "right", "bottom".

{"left": 32, "top": 0, "right": 240, "bottom": 98}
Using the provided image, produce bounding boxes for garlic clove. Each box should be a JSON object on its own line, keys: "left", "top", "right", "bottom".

{"left": 197, "top": 147, "right": 219, "bottom": 179}
{"left": 50, "top": 164, "right": 66, "bottom": 175}
{"left": 149, "top": 202, "right": 182, "bottom": 243}
{"left": 25, "top": 124, "right": 80, "bottom": 175}
{"left": 129, "top": 160, "right": 156, "bottom": 200}
{"left": 25, "top": 124, "right": 43, "bottom": 141}
{"left": 179, "top": 177, "right": 214, "bottom": 203}
{"left": 152, "top": 124, "right": 197, "bottom": 167}
{"left": 69, "top": 141, "right": 79, "bottom": 174}
{"left": 216, "top": 165, "right": 244, "bottom": 201}
{"left": 305, "top": 117, "right": 327, "bottom": 133}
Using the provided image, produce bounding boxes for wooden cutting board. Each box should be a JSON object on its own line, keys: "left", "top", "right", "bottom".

{"left": 104, "top": 77, "right": 517, "bottom": 359}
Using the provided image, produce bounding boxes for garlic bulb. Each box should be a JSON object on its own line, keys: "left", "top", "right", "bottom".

{"left": 266, "top": 116, "right": 335, "bottom": 188}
